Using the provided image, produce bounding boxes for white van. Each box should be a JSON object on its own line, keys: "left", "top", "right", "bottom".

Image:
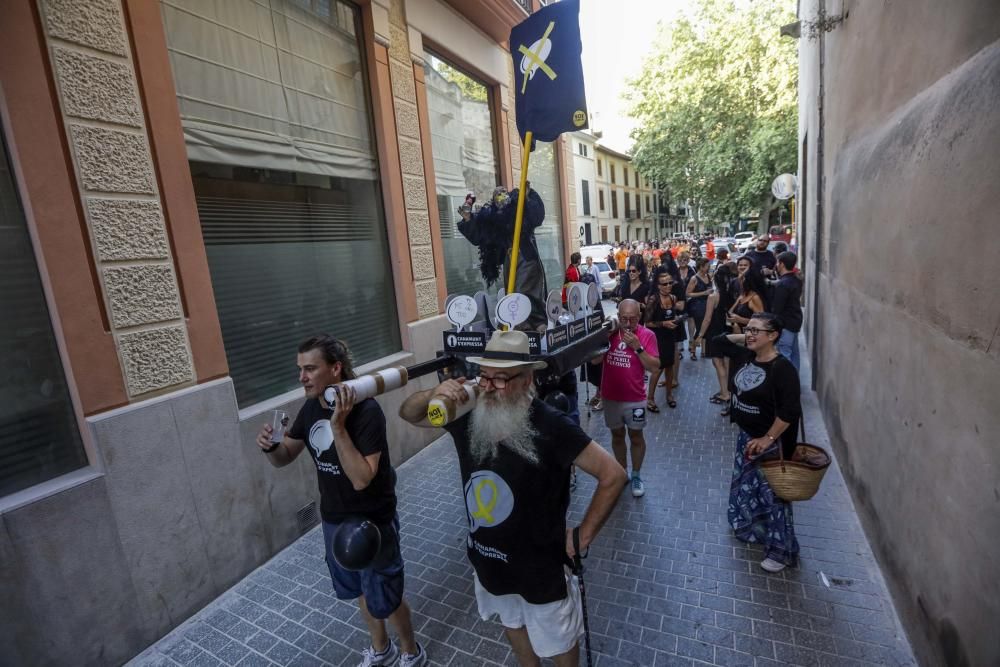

{"left": 734, "top": 231, "right": 757, "bottom": 251}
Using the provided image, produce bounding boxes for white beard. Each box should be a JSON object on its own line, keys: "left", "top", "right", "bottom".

{"left": 467, "top": 393, "right": 540, "bottom": 466}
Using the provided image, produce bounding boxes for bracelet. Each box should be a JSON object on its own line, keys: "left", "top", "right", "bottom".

{"left": 765, "top": 433, "right": 776, "bottom": 442}
{"left": 262, "top": 441, "right": 281, "bottom": 454}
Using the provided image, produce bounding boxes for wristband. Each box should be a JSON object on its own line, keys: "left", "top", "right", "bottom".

{"left": 636, "top": 346, "right": 644, "bottom": 355}
{"left": 262, "top": 441, "right": 281, "bottom": 454}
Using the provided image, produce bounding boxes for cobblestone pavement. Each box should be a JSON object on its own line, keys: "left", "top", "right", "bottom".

{"left": 130, "top": 340, "right": 916, "bottom": 667}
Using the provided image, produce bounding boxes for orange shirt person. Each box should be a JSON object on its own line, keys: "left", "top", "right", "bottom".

{"left": 615, "top": 247, "right": 629, "bottom": 271}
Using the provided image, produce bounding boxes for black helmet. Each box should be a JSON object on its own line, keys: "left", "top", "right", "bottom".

{"left": 543, "top": 390, "right": 572, "bottom": 415}
{"left": 332, "top": 517, "right": 382, "bottom": 571}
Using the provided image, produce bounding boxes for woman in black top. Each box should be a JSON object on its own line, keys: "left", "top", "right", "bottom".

{"left": 643, "top": 273, "right": 683, "bottom": 410}
{"left": 711, "top": 313, "right": 802, "bottom": 573}
{"left": 728, "top": 260, "right": 766, "bottom": 334}
{"left": 695, "top": 264, "right": 736, "bottom": 410}
{"left": 685, "top": 258, "right": 712, "bottom": 359}
{"left": 617, "top": 260, "right": 650, "bottom": 305}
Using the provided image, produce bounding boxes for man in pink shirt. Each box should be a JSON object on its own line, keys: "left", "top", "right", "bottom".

{"left": 593, "top": 299, "right": 661, "bottom": 497}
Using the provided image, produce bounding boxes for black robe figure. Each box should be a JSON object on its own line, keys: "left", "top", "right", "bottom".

{"left": 457, "top": 186, "right": 548, "bottom": 331}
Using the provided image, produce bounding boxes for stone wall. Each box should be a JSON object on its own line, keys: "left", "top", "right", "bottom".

{"left": 39, "top": 0, "right": 195, "bottom": 398}
{"left": 388, "top": 0, "right": 439, "bottom": 318}
{"left": 797, "top": 1, "right": 1000, "bottom": 665}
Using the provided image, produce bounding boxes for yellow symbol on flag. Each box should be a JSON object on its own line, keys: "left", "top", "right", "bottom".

{"left": 470, "top": 478, "right": 498, "bottom": 523}
{"left": 518, "top": 21, "right": 557, "bottom": 94}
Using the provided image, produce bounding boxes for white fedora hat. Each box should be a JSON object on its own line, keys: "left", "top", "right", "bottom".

{"left": 466, "top": 330, "right": 548, "bottom": 370}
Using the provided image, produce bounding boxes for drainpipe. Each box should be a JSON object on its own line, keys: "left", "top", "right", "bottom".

{"left": 811, "top": 0, "right": 826, "bottom": 391}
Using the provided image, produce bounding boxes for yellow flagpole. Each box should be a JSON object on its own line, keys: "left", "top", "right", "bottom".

{"left": 506, "top": 130, "right": 533, "bottom": 296}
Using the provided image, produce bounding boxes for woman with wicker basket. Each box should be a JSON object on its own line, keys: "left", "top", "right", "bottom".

{"left": 711, "top": 313, "right": 801, "bottom": 573}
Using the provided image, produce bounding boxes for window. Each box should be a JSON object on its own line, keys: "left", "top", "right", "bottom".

{"left": 614, "top": 226, "right": 620, "bottom": 242}
{"left": 0, "top": 129, "right": 87, "bottom": 495}
{"left": 600, "top": 226, "right": 608, "bottom": 242}
{"left": 581, "top": 179, "right": 591, "bottom": 216}
{"left": 623, "top": 167, "right": 628, "bottom": 187}
{"left": 624, "top": 195, "right": 631, "bottom": 219}
{"left": 597, "top": 159, "right": 602, "bottom": 177}
{"left": 526, "top": 140, "right": 565, "bottom": 292}
{"left": 598, "top": 189, "right": 605, "bottom": 211}
{"left": 611, "top": 191, "right": 618, "bottom": 218}
{"left": 635, "top": 193, "right": 641, "bottom": 216}
{"left": 646, "top": 195, "right": 651, "bottom": 213}
{"left": 164, "top": 0, "right": 400, "bottom": 406}
{"left": 577, "top": 143, "right": 588, "bottom": 157}
{"left": 611, "top": 164, "right": 616, "bottom": 184}
{"left": 635, "top": 172, "right": 640, "bottom": 188}
{"left": 423, "top": 51, "right": 501, "bottom": 299}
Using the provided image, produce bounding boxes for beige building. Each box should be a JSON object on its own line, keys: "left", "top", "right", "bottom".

{"left": 795, "top": 1, "right": 1000, "bottom": 666}
{"left": 593, "top": 143, "right": 657, "bottom": 243}
{"left": 0, "top": 0, "right": 577, "bottom": 664}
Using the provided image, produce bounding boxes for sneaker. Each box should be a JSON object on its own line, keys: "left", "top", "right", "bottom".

{"left": 760, "top": 557, "right": 786, "bottom": 573}
{"left": 591, "top": 398, "right": 603, "bottom": 411}
{"left": 631, "top": 474, "right": 645, "bottom": 498}
{"left": 399, "top": 643, "right": 428, "bottom": 667}
{"left": 358, "top": 642, "right": 399, "bottom": 667}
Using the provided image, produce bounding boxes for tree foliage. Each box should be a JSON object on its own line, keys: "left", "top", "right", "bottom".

{"left": 625, "top": 0, "right": 797, "bottom": 229}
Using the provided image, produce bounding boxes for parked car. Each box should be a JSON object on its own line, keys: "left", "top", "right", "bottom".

{"left": 734, "top": 231, "right": 757, "bottom": 251}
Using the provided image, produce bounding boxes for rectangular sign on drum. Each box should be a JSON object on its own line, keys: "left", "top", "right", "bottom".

{"left": 442, "top": 330, "right": 487, "bottom": 353}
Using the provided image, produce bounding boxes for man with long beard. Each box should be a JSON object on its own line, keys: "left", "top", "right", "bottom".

{"left": 399, "top": 330, "right": 626, "bottom": 666}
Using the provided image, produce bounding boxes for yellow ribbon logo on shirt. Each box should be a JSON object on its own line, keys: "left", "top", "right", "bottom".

{"left": 470, "top": 478, "right": 498, "bottom": 523}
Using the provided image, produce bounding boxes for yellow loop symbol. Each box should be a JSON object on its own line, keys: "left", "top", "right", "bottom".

{"left": 470, "top": 478, "right": 498, "bottom": 524}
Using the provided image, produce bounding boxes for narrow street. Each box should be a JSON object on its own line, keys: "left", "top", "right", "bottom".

{"left": 129, "top": 343, "right": 915, "bottom": 667}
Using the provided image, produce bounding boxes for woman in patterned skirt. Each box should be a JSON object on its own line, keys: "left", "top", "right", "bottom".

{"left": 711, "top": 313, "right": 801, "bottom": 572}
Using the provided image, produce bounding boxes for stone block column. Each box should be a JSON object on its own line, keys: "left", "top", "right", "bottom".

{"left": 37, "top": 0, "right": 194, "bottom": 398}
{"left": 387, "top": 0, "right": 441, "bottom": 318}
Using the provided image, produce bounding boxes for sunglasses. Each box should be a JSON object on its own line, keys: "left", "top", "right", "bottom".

{"left": 628, "top": 269, "right": 639, "bottom": 274}
{"left": 744, "top": 327, "right": 775, "bottom": 336}
{"left": 658, "top": 282, "right": 673, "bottom": 287}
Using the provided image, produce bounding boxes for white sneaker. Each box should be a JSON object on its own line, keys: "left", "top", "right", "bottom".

{"left": 358, "top": 642, "right": 399, "bottom": 667}
{"left": 760, "top": 557, "right": 786, "bottom": 573}
{"left": 399, "top": 643, "right": 428, "bottom": 667}
{"left": 631, "top": 474, "right": 645, "bottom": 498}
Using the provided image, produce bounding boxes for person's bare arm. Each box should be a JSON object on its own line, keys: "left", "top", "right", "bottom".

{"left": 327, "top": 385, "right": 381, "bottom": 491}
{"left": 399, "top": 379, "right": 468, "bottom": 426}
{"left": 255, "top": 423, "right": 306, "bottom": 468}
{"left": 566, "top": 442, "right": 627, "bottom": 556}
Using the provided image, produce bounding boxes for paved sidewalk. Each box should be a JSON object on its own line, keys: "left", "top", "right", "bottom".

{"left": 130, "top": 346, "right": 915, "bottom": 667}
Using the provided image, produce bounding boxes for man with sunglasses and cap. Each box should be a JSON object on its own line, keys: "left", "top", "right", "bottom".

{"left": 399, "top": 330, "right": 627, "bottom": 666}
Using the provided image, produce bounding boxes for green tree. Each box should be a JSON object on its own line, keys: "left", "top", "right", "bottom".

{"left": 625, "top": 0, "right": 797, "bottom": 232}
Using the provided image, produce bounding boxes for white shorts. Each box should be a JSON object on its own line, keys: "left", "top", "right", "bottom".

{"left": 602, "top": 400, "right": 647, "bottom": 431}
{"left": 473, "top": 571, "right": 583, "bottom": 658}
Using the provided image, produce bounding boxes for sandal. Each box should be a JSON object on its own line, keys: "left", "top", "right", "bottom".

{"left": 646, "top": 401, "right": 660, "bottom": 413}
{"left": 690, "top": 351, "right": 698, "bottom": 361}
{"left": 667, "top": 399, "right": 677, "bottom": 409}
{"left": 720, "top": 406, "right": 731, "bottom": 417}
{"left": 658, "top": 380, "right": 667, "bottom": 387}
{"left": 709, "top": 393, "right": 725, "bottom": 404}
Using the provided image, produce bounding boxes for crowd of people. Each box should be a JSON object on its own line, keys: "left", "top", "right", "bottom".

{"left": 249, "top": 232, "right": 806, "bottom": 667}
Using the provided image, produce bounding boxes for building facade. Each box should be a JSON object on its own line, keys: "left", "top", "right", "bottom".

{"left": 592, "top": 143, "right": 657, "bottom": 244}
{"left": 569, "top": 130, "right": 597, "bottom": 245}
{"left": 796, "top": 1, "right": 1000, "bottom": 666}
{"left": 0, "top": 0, "right": 575, "bottom": 664}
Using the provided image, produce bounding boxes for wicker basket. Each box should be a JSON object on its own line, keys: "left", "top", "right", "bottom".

{"left": 759, "top": 420, "right": 831, "bottom": 502}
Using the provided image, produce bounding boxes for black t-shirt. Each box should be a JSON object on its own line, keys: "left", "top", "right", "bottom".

{"left": 444, "top": 399, "right": 591, "bottom": 604}
{"left": 288, "top": 397, "right": 396, "bottom": 525}
{"left": 771, "top": 273, "right": 803, "bottom": 333}
{"left": 744, "top": 249, "right": 777, "bottom": 274}
{"left": 710, "top": 335, "right": 801, "bottom": 457}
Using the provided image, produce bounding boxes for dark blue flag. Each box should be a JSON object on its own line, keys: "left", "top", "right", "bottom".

{"left": 510, "top": 0, "right": 588, "bottom": 147}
